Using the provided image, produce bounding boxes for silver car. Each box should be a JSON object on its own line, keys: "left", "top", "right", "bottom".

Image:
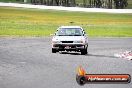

{"left": 51, "top": 26, "right": 88, "bottom": 55}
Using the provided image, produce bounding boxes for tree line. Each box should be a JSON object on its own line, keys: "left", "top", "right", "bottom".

{"left": 29, "top": 0, "right": 128, "bottom": 9}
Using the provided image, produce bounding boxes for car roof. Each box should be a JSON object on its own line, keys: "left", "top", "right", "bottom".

{"left": 59, "top": 26, "right": 82, "bottom": 29}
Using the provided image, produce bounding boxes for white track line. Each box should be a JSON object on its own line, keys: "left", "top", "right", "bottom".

{"left": 0, "top": 2, "right": 132, "bottom": 13}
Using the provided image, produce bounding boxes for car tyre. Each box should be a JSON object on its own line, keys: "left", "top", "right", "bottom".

{"left": 85, "top": 48, "right": 88, "bottom": 54}
{"left": 52, "top": 48, "right": 57, "bottom": 53}
{"left": 81, "top": 47, "right": 87, "bottom": 55}
{"left": 81, "top": 49, "right": 86, "bottom": 55}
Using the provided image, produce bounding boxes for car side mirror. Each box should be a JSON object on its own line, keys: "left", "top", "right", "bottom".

{"left": 84, "top": 33, "right": 88, "bottom": 36}
{"left": 50, "top": 32, "right": 56, "bottom": 36}
{"left": 50, "top": 34, "right": 54, "bottom": 36}
{"left": 82, "top": 31, "right": 85, "bottom": 36}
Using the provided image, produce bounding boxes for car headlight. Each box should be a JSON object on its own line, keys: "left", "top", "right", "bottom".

{"left": 73, "top": 41, "right": 84, "bottom": 43}
{"left": 52, "top": 41, "right": 61, "bottom": 44}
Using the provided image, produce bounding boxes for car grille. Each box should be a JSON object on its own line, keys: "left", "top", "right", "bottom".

{"left": 61, "top": 41, "right": 73, "bottom": 43}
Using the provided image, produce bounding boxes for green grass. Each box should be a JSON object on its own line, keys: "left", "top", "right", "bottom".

{"left": 0, "top": 7, "right": 132, "bottom": 37}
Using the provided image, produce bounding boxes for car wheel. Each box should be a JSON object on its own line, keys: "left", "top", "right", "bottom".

{"left": 81, "top": 48, "right": 87, "bottom": 55}
{"left": 85, "top": 48, "right": 88, "bottom": 54}
{"left": 52, "top": 48, "right": 57, "bottom": 53}
{"left": 81, "top": 49, "right": 86, "bottom": 55}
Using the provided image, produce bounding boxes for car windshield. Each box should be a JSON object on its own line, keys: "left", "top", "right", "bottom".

{"left": 56, "top": 28, "right": 83, "bottom": 36}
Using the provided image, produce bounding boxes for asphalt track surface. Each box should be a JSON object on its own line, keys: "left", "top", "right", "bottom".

{"left": 0, "top": 37, "right": 132, "bottom": 88}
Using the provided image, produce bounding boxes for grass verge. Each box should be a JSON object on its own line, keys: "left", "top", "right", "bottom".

{"left": 0, "top": 7, "right": 132, "bottom": 37}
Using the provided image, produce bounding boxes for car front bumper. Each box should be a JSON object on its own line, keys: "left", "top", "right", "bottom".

{"left": 52, "top": 44, "right": 86, "bottom": 51}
